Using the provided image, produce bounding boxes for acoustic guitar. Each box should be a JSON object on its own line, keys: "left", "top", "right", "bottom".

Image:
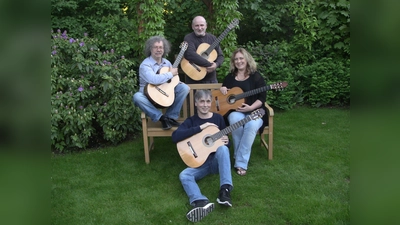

{"left": 144, "top": 42, "right": 188, "bottom": 108}
{"left": 210, "top": 81, "right": 288, "bottom": 116}
{"left": 180, "top": 18, "right": 239, "bottom": 81}
{"left": 176, "top": 108, "right": 265, "bottom": 168}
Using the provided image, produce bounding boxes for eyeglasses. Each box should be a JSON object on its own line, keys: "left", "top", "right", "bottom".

{"left": 152, "top": 46, "right": 164, "bottom": 50}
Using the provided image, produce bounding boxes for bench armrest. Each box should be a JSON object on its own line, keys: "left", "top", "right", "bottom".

{"left": 265, "top": 102, "right": 274, "bottom": 117}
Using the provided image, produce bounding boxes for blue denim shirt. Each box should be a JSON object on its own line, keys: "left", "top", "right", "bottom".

{"left": 138, "top": 56, "right": 173, "bottom": 92}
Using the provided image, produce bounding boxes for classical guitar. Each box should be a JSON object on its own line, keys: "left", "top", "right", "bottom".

{"left": 210, "top": 81, "right": 288, "bottom": 116}
{"left": 180, "top": 18, "right": 239, "bottom": 81}
{"left": 176, "top": 108, "right": 265, "bottom": 168}
{"left": 144, "top": 42, "right": 188, "bottom": 108}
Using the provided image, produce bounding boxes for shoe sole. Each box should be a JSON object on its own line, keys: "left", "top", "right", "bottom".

{"left": 186, "top": 203, "right": 215, "bottom": 222}
{"left": 217, "top": 198, "right": 232, "bottom": 207}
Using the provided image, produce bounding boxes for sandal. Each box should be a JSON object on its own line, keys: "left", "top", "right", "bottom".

{"left": 236, "top": 167, "right": 247, "bottom": 176}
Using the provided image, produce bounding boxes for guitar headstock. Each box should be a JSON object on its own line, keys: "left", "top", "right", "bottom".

{"left": 270, "top": 81, "right": 288, "bottom": 91}
{"left": 179, "top": 41, "right": 188, "bottom": 51}
{"left": 227, "top": 18, "right": 240, "bottom": 29}
{"left": 250, "top": 108, "right": 265, "bottom": 120}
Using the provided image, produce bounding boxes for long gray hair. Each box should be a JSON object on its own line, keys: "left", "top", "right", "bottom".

{"left": 144, "top": 36, "right": 171, "bottom": 57}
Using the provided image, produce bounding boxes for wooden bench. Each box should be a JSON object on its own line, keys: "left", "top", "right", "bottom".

{"left": 140, "top": 83, "right": 274, "bottom": 164}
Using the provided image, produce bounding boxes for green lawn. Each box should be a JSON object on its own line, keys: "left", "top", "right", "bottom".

{"left": 51, "top": 106, "right": 350, "bottom": 224}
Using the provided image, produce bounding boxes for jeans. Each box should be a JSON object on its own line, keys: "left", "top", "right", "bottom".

{"left": 228, "top": 111, "right": 263, "bottom": 170}
{"left": 179, "top": 145, "right": 232, "bottom": 206}
{"left": 132, "top": 82, "right": 190, "bottom": 122}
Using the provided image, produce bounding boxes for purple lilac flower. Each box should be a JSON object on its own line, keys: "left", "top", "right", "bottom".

{"left": 52, "top": 50, "right": 57, "bottom": 55}
{"left": 90, "top": 86, "right": 93, "bottom": 90}
{"left": 79, "top": 106, "right": 83, "bottom": 109}
{"left": 62, "top": 30, "right": 67, "bottom": 39}
{"left": 121, "top": 56, "right": 125, "bottom": 59}
{"left": 78, "top": 86, "right": 84, "bottom": 92}
{"left": 79, "top": 42, "right": 84, "bottom": 47}
{"left": 57, "top": 29, "right": 61, "bottom": 33}
{"left": 69, "top": 38, "right": 75, "bottom": 43}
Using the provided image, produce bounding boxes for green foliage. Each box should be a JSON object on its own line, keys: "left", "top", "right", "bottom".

{"left": 297, "top": 58, "right": 350, "bottom": 107}
{"left": 163, "top": 0, "right": 208, "bottom": 49}
{"left": 51, "top": 30, "right": 141, "bottom": 152}
{"left": 212, "top": 0, "right": 242, "bottom": 81}
{"left": 243, "top": 41, "right": 298, "bottom": 110}
{"left": 238, "top": 0, "right": 350, "bottom": 60}
{"left": 243, "top": 41, "right": 350, "bottom": 109}
{"left": 315, "top": 0, "right": 350, "bottom": 56}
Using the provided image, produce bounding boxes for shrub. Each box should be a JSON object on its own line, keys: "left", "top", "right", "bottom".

{"left": 243, "top": 40, "right": 350, "bottom": 109}
{"left": 51, "top": 30, "right": 141, "bottom": 152}
{"left": 243, "top": 41, "right": 298, "bottom": 110}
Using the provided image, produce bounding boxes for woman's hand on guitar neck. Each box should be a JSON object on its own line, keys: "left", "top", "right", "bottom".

{"left": 200, "top": 122, "right": 217, "bottom": 130}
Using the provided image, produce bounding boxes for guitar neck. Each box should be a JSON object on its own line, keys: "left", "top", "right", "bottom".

{"left": 204, "top": 28, "right": 232, "bottom": 55}
{"left": 210, "top": 115, "right": 253, "bottom": 141}
{"left": 235, "top": 85, "right": 272, "bottom": 100}
{"left": 172, "top": 50, "right": 187, "bottom": 68}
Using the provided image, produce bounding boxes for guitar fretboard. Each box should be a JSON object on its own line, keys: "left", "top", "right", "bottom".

{"left": 172, "top": 47, "right": 187, "bottom": 68}
{"left": 235, "top": 85, "right": 272, "bottom": 100}
{"left": 204, "top": 19, "right": 238, "bottom": 56}
{"left": 211, "top": 115, "right": 253, "bottom": 141}
{"left": 205, "top": 28, "right": 233, "bottom": 55}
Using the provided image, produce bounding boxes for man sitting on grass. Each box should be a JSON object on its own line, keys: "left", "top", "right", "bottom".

{"left": 172, "top": 89, "right": 233, "bottom": 222}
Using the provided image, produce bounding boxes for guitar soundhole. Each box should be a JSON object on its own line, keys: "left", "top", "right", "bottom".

{"left": 227, "top": 95, "right": 236, "bottom": 104}
{"left": 203, "top": 136, "right": 214, "bottom": 146}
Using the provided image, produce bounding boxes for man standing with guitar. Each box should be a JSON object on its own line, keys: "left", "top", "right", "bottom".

{"left": 133, "top": 36, "right": 190, "bottom": 130}
{"left": 171, "top": 90, "right": 233, "bottom": 222}
{"left": 182, "top": 16, "right": 225, "bottom": 84}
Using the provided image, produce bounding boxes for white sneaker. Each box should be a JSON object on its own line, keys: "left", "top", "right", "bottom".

{"left": 186, "top": 202, "right": 215, "bottom": 222}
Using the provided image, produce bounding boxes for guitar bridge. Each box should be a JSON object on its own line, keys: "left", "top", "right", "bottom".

{"left": 187, "top": 141, "right": 198, "bottom": 158}
{"left": 156, "top": 87, "right": 169, "bottom": 97}
{"left": 215, "top": 97, "right": 220, "bottom": 111}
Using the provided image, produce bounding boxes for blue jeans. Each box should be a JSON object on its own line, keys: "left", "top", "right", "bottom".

{"left": 228, "top": 111, "right": 263, "bottom": 170}
{"left": 179, "top": 145, "right": 232, "bottom": 206}
{"left": 132, "top": 82, "right": 190, "bottom": 122}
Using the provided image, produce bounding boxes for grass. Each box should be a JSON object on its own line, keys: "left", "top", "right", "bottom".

{"left": 51, "top": 106, "right": 350, "bottom": 225}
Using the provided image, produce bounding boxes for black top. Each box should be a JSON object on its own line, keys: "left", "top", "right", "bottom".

{"left": 183, "top": 32, "right": 224, "bottom": 83}
{"left": 221, "top": 71, "right": 269, "bottom": 133}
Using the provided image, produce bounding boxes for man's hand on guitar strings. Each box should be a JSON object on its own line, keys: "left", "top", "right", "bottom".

{"left": 221, "top": 135, "right": 229, "bottom": 145}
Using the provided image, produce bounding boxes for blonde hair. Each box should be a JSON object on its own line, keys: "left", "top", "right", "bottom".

{"left": 229, "top": 48, "right": 257, "bottom": 74}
